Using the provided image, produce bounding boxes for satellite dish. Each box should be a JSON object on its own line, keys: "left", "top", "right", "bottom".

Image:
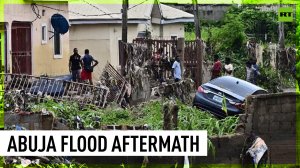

{"left": 50, "top": 14, "right": 69, "bottom": 34}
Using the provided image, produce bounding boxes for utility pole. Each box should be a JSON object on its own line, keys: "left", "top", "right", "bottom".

{"left": 121, "top": 0, "right": 128, "bottom": 76}
{"left": 122, "top": 0, "right": 128, "bottom": 43}
{"left": 193, "top": 0, "right": 203, "bottom": 86}
{"left": 193, "top": 0, "right": 201, "bottom": 39}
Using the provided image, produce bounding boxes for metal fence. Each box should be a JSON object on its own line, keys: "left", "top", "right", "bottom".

{"left": 1, "top": 73, "right": 109, "bottom": 108}
{"left": 130, "top": 38, "right": 203, "bottom": 87}
{"left": 99, "top": 63, "right": 127, "bottom": 105}
{"left": 133, "top": 38, "right": 177, "bottom": 60}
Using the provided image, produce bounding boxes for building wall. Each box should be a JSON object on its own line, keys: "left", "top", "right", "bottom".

{"left": 164, "top": 4, "right": 230, "bottom": 21}
{"left": 70, "top": 22, "right": 186, "bottom": 80}
{"left": 109, "top": 24, "right": 138, "bottom": 71}
{"left": 151, "top": 23, "right": 184, "bottom": 39}
{"left": 245, "top": 92, "right": 297, "bottom": 164}
{"left": 163, "top": 23, "right": 184, "bottom": 38}
{"left": 69, "top": 24, "right": 139, "bottom": 80}
{"left": 4, "top": 4, "right": 69, "bottom": 76}
{"left": 69, "top": 24, "right": 111, "bottom": 80}
{"left": 192, "top": 92, "right": 298, "bottom": 164}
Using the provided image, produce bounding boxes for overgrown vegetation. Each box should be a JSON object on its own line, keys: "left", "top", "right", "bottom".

{"left": 185, "top": 4, "right": 297, "bottom": 92}
{"left": 3, "top": 162, "right": 88, "bottom": 168}
{"left": 27, "top": 98, "right": 239, "bottom": 137}
{"left": 258, "top": 67, "right": 295, "bottom": 92}
{"left": 186, "top": 5, "right": 297, "bottom": 48}
{"left": 296, "top": 5, "right": 300, "bottom": 93}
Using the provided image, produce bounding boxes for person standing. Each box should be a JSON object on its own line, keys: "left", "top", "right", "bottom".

{"left": 224, "top": 57, "right": 233, "bottom": 76}
{"left": 69, "top": 48, "right": 81, "bottom": 82}
{"left": 211, "top": 54, "right": 222, "bottom": 80}
{"left": 246, "top": 61, "right": 254, "bottom": 83}
{"left": 251, "top": 58, "right": 260, "bottom": 85}
{"left": 172, "top": 56, "right": 181, "bottom": 82}
{"left": 80, "top": 49, "right": 98, "bottom": 85}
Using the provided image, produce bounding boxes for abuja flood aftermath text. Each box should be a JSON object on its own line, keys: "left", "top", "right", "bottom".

{"left": 7, "top": 135, "right": 200, "bottom": 153}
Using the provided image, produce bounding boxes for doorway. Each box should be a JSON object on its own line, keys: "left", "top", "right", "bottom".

{"left": 11, "top": 22, "right": 32, "bottom": 74}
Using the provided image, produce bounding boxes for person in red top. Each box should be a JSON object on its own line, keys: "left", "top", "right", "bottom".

{"left": 211, "top": 54, "right": 222, "bottom": 80}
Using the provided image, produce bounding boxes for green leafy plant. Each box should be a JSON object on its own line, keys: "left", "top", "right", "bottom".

{"left": 27, "top": 99, "right": 239, "bottom": 137}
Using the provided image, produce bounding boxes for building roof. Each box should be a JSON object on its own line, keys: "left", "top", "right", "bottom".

{"left": 69, "top": 0, "right": 194, "bottom": 24}
{"left": 160, "top": 3, "right": 194, "bottom": 20}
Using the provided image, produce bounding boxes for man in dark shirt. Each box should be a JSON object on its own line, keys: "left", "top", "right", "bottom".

{"left": 69, "top": 48, "right": 81, "bottom": 82}
{"left": 80, "top": 49, "right": 98, "bottom": 85}
{"left": 251, "top": 58, "right": 260, "bottom": 85}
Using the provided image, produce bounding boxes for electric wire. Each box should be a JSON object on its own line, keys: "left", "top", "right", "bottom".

{"left": 31, "top": 3, "right": 42, "bottom": 23}
{"left": 33, "top": 0, "right": 152, "bottom": 18}
{"left": 80, "top": 0, "right": 114, "bottom": 18}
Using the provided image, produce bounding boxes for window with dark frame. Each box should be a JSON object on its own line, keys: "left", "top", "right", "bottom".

{"left": 54, "top": 32, "right": 61, "bottom": 55}
{"left": 42, "top": 26, "right": 46, "bottom": 41}
{"left": 41, "top": 24, "right": 47, "bottom": 44}
{"left": 171, "top": 35, "right": 177, "bottom": 40}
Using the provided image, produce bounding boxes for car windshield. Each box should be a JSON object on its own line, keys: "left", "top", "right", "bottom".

{"left": 209, "top": 76, "right": 266, "bottom": 98}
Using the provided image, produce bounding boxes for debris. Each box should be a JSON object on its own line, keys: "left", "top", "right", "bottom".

{"left": 2, "top": 73, "right": 109, "bottom": 108}
{"left": 20, "top": 159, "right": 31, "bottom": 167}
{"left": 99, "top": 63, "right": 127, "bottom": 105}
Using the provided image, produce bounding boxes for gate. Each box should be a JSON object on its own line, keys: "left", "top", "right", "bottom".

{"left": 133, "top": 39, "right": 177, "bottom": 60}
{"left": 99, "top": 63, "right": 127, "bottom": 105}
{"left": 184, "top": 40, "right": 201, "bottom": 87}
{"left": 129, "top": 38, "right": 202, "bottom": 87}
{"left": 11, "top": 22, "right": 32, "bottom": 75}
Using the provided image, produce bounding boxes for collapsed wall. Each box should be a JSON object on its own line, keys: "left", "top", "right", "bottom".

{"left": 192, "top": 92, "right": 298, "bottom": 165}
{"left": 245, "top": 92, "right": 298, "bottom": 164}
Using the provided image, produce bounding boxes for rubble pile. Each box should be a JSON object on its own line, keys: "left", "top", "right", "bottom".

{"left": 152, "top": 79, "right": 195, "bottom": 103}
{"left": 4, "top": 156, "right": 75, "bottom": 167}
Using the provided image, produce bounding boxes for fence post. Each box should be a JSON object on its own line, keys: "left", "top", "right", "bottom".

{"left": 177, "top": 38, "right": 185, "bottom": 78}
{"left": 196, "top": 39, "right": 202, "bottom": 87}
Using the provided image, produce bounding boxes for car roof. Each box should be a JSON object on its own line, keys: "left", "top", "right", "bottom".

{"left": 206, "top": 76, "right": 267, "bottom": 99}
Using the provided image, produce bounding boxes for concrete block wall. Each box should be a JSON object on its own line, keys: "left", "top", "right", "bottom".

{"left": 191, "top": 134, "right": 247, "bottom": 165}
{"left": 245, "top": 92, "right": 298, "bottom": 164}
{"left": 5, "top": 112, "right": 54, "bottom": 130}
{"left": 246, "top": 92, "right": 297, "bottom": 136}
{"left": 191, "top": 92, "right": 298, "bottom": 164}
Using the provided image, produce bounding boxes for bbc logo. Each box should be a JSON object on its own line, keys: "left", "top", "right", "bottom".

{"left": 278, "top": 7, "right": 293, "bottom": 22}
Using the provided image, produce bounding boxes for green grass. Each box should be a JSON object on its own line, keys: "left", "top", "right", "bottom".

{"left": 184, "top": 28, "right": 210, "bottom": 41}
{"left": 27, "top": 99, "right": 239, "bottom": 137}
{"left": 0, "top": 112, "right": 3, "bottom": 128}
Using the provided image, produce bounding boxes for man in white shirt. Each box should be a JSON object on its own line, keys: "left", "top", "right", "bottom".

{"left": 224, "top": 57, "right": 233, "bottom": 76}
{"left": 172, "top": 57, "right": 182, "bottom": 82}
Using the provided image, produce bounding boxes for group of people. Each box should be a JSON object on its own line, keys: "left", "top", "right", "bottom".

{"left": 211, "top": 54, "right": 234, "bottom": 80}
{"left": 151, "top": 48, "right": 182, "bottom": 83}
{"left": 211, "top": 54, "right": 260, "bottom": 85}
{"left": 69, "top": 48, "right": 98, "bottom": 85}
{"left": 151, "top": 47, "right": 182, "bottom": 83}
